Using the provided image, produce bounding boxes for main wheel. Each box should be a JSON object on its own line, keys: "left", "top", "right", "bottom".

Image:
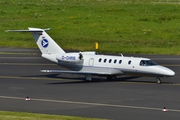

{"left": 106, "top": 76, "right": 116, "bottom": 80}
{"left": 85, "top": 75, "right": 92, "bottom": 81}
{"left": 107, "top": 76, "right": 113, "bottom": 80}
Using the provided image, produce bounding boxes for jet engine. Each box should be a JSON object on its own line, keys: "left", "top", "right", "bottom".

{"left": 81, "top": 51, "right": 98, "bottom": 55}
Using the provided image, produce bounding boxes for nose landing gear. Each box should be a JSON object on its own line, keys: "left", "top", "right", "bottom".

{"left": 157, "top": 78, "right": 161, "bottom": 84}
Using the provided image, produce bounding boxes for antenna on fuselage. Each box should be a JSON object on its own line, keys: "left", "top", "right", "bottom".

{"left": 119, "top": 53, "right": 123, "bottom": 57}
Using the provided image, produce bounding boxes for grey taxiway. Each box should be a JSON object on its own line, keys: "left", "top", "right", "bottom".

{"left": 0, "top": 48, "right": 180, "bottom": 120}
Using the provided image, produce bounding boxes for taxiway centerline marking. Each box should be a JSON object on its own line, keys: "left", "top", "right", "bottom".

{"left": 0, "top": 95, "right": 180, "bottom": 112}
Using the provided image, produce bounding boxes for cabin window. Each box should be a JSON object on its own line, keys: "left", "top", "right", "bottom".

{"left": 128, "top": 60, "right": 131, "bottom": 65}
{"left": 104, "top": 59, "right": 107, "bottom": 63}
{"left": 114, "top": 59, "right": 117, "bottom": 63}
{"left": 99, "top": 58, "right": 102, "bottom": 62}
{"left": 139, "top": 60, "right": 157, "bottom": 66}
{"left": 109, "top": 59, "right": 112, "bottom": 63}
{"left": 119, "top": 60, "right": 122, "bottom": 64}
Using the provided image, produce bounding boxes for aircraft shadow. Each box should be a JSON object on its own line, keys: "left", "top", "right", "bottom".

{"left": 116, "top": 76, "right": 173, "bottom": 84}
{"left": 21, "top": 74, "right": 173, "bottom": 85}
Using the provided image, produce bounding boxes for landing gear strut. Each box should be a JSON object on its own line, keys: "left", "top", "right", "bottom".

{"left": 85, "top": 74, "right": 92, "bottom": 81}
{"left": 107, "top": 76, "right": 113, "bottom": 80}
{"left": 157, "top": 78, "right": 161, "bottom": 84}
{"left": 106, "top": 76, "right": 116, "bottom": 80}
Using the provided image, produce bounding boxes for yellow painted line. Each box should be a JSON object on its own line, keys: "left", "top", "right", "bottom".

{"left": 0, "top": 63, "right": 180, "bottom": 67}
{"left": 119, "top": 81, "right": 180, "bottom": 86}
{"left": 0, "top": 75, "right": 75, "bottom": 81}
{"left": 0, "top": 95, "right": 180, "bottom": 112}
{"left": 162, "top": 65, "right": 180, "bottom": 66}
{"left": 0, "top": 52, "right": 38, "bottom": 55}
{"left": 0, "top": 63, "right": 55, "bottom": 66}
{"left": 0, "top": 75, "right": 179, "bottom": 86}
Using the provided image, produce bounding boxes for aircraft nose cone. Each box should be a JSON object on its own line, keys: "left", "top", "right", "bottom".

{"left": 159, "top": 66, "right": 175, "bottom": 77}
{"left": 168, "top": 69, "right": 175, "bottom": 76}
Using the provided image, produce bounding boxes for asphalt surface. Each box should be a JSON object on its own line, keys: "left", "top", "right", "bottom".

{"left": 0, "top": 47, "right": 180, "bottom": 120}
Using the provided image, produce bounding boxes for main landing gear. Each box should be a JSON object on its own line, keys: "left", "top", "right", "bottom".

{"left": 156, "top": 77, "right": 161, "bottom": 84}
{"left": 106, "top": 75, "right": 116, "bottom": 80}
{"left": 85, "top": 74, "right": 92, "bottom": 81}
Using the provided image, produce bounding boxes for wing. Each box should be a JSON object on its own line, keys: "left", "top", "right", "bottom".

{"left": 41, "top": 70, "right": 109, "bottom": 75}
{"left": 41, "top": 70, "right": 124, "bottom": 75}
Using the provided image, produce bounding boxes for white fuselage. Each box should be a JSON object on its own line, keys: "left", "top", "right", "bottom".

{"left": 78, "top": 54, "right": 174, "bottom": 77}
{"left": 42, "top": 52, "right": 175, "bottom": 78}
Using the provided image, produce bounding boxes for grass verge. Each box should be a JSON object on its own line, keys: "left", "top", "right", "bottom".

{"left": 1, "top": 0, "right": 180, "bottom": 54}
{"left": 0, "top": 111, "right": 105, "bottom": 120}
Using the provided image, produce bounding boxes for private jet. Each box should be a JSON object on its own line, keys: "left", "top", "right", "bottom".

{"left": 6, "top": 28, "right": 175, "bottom": 84}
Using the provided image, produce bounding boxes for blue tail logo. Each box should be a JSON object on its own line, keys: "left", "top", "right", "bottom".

{"left": 41, "top": 39, "right": 49, "bottom": 48}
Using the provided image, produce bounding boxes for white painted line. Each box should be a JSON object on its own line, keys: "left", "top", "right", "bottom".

{"left": 0, "top": 95, "right": 180, "bottom": 112}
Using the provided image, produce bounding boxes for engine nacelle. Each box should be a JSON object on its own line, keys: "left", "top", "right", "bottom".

{"left": 81, "top": 51, "right": 98, "bottom": 55}
{"left": 56, "top": 53, "right": 83, "bottom": 63}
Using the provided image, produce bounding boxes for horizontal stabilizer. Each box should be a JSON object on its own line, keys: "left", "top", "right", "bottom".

{"left": 6, "top": 28, "right": 50, "bottom": 32}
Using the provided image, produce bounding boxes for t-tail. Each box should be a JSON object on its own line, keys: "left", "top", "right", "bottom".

{"left": 6, "top": 28, "right": 65, "bottom": 63}
{"left": 29, "top": 28, "right": 65, "bottom": 54}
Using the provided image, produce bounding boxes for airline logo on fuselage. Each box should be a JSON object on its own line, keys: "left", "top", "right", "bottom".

{"left": 62, "top": 56, "right": 76, "bottom": 60}
{"left": 41, "top": 39, "right": 49, "bottom": 48}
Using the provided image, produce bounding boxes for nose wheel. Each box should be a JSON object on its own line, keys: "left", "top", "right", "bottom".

{"left": 157, "top": 78, "right": 161, "bottom": 84}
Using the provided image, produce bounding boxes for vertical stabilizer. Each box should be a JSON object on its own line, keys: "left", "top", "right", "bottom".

{"left": 28, "top": 28, "right": 65, "bottom": 54}
{"left": 6, "top": 28, "right": 65, "bottom": 54}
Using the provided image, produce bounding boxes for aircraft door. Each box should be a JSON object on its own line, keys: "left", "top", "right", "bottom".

{"left": 89, "top": 58, "right": 94, "bottom": 66}
{"left": 128, "top": 60, "right": 137, "bottom": 73}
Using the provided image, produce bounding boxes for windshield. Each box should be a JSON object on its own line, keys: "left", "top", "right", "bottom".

{"left": 139, "top": 60, "right": 157, "bottom": 66}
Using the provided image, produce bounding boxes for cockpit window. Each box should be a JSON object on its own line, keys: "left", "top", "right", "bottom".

{"left": 140, "top": 60, "right": 157, "bottom": 66}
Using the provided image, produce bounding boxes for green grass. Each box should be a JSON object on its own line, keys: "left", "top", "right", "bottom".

{"left": 1, "top": 0, "right": 180, "bottom": 54}
{"left": 0, "top": 111, "right": 105, "bottom": 120}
